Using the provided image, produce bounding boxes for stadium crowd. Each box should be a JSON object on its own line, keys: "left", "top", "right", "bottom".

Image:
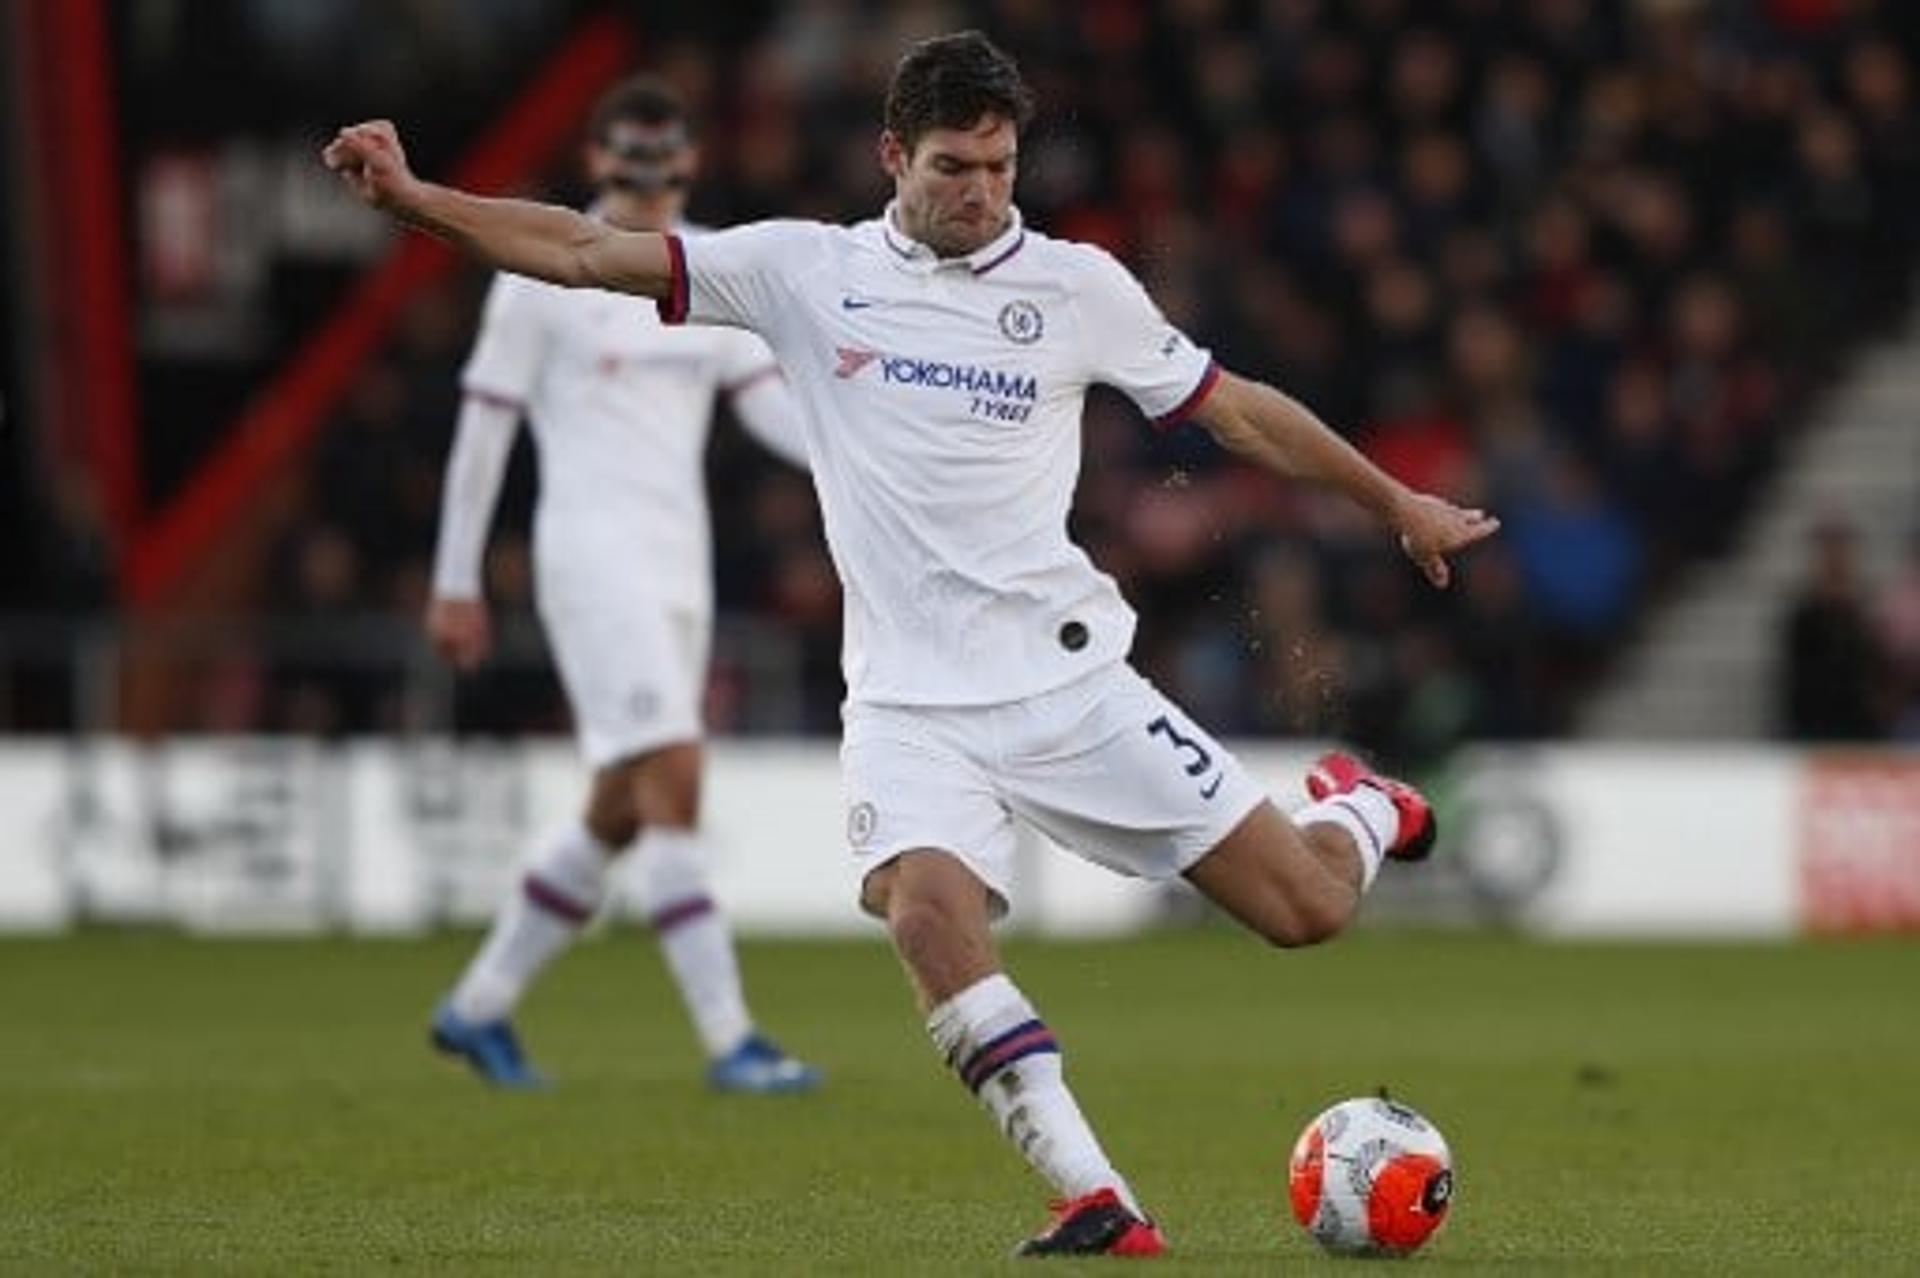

{"left": 24, "top": 0, "right": 1920, "bottom": 750}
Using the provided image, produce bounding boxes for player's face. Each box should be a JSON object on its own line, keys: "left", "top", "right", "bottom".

{"left": 586, "top": 119, "right": 697, "bottom": 229}
{"left": 883, "top": 115, "right": 1018, "bottom": 257}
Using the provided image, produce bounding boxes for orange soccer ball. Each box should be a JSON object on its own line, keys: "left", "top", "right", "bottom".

{"left": 1288, "top": 1096, "right": 1454, "bottom": 1255}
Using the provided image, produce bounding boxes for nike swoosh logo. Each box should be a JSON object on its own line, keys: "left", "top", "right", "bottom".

{"left": 841, "top": 297, "right": 876, "bottom": 310}
{"left": 1199, "top": 773, "right": 1223, "bottom": 800}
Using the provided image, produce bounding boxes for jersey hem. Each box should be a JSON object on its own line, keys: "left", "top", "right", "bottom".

{"left": 842, "top": 652, "right": 1126, "bottom": 712}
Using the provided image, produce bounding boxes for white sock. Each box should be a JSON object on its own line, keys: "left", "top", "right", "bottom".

{"left": 1294, "top": 783, "right": 1399, "bottom": 889}
{"left": 630, "top": 828, "right": 753, "bottom": 1059}
{"left": 447, "top": 824, "right": 611, "bottom": 1023}
{"left": 926, "top": 973, "right": 1139, "bottom": 1215}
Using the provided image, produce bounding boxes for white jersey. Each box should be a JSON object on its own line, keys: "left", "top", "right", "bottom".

{"left": 459, "top": 264, "right": 791, "bottom": 613}
{"left": 659, "top": 204, "right": 1219, "bottom": 706}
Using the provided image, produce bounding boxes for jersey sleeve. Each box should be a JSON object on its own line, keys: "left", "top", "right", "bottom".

{"left": 657, "top": 220, "right": 824, "bottom": 332}
{"left": 461, "top": 273, "right": 547, "bottom": 405}
{"left": 712, "top": 327, "right": 808, "bottom": 469}
{"left": 1074, "top": 246, "right": 1220, "bottom": 427}
{"left": 712, "top": 326, "right": 781, "bottom": 390}
{"left": 430, "top": 394, "right": 519, "bottom": 598}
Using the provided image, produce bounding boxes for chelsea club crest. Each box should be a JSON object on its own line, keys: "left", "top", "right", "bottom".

{"left": 998, "top": 299, "right": 1044, "bottom": 345}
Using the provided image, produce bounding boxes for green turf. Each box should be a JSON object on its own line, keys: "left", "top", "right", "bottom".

{"left": 1, "top": 929, "right": 1916, "bottom": 1274}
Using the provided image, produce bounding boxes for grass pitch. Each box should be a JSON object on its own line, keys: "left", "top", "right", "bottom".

{"left": 2, "top": 929, "right": 1916, "bottom": 1274}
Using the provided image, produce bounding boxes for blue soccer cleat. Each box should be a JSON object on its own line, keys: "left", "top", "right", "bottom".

{"left": 705, "top": 1033, "right": 821, "bottom": 1094}
{"left": 429, "top": 1002, "right": 548, "bottom": 1090}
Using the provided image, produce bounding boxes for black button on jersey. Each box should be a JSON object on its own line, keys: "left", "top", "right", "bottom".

{"left": 1058, "top": 620, "right": 1089, "bottom": 652}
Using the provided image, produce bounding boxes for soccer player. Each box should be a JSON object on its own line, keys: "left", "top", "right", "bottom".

{"left": 326, "top": 32, "right": 1496, "bottom": 1253}
{"left": 422, "top": 76, "right": 819, "bottom": 1095}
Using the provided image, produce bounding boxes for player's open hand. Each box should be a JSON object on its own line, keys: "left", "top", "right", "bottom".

{"left": 1393, "top": 492, "right": 1500, "bottom": 589}
{"left": 322, "top": 120, "right": 418, "bottom": 213}
{"left": 426, "top": 597, "right": 492, "bottom": 671}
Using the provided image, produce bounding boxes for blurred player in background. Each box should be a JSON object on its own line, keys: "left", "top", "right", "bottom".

{"left": 328, "top": 32, "right": 1493, "bottom": 1253}
{"left": 424, "top": 76, "right": 819, "bottom": 1095}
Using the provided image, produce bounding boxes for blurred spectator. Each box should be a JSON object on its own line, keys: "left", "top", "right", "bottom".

{"left": 1509, "top": 454, "right": 1642, "bottom": 642}
{"left": 269, "top": 524, "right": 382, "bottom": 735}
{"left": 1453, "top": 541, "right": 1548, "bottom": 738}
{"left": 1875, "top": 531, "right": 1920, "bottom": 740}
{"left": 1242, "top": 545, "right": 1344, "bottom": 737}
{"left": 1597, "top": 358, "right": 1685, "bottom": 575}
{"left": 1778, "top": 519, "right": 1889, "bottom": 741}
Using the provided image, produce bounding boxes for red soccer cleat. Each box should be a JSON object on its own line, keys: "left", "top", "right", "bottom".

{"left": 1305, "top": 751, "right": 1438, "bottom": 862}
{"left": 1015, "top": 1188, "right": 1167, "bottom": 1258}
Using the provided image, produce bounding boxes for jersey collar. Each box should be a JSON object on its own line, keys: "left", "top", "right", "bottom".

{"left": 878, "top": 202, "right": 1027, "bottom": 276}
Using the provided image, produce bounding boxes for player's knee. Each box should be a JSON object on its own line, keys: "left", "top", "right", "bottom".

{"left": 636, "top": 785, "right": 698, "bottom": 828}
{"left": 586, "top": 758, "right": 646, "bottom": 843}
{"left": 1291, "top": 892, "right": 1355, "bottom": 947}
{"left": 1254, "top": 922, "right": 1318, "bottom": 949}
{"left": 633, "top": 745, "right": 702, "bottom": 828}
{"left": 885, "top": 891, "right": 969, "bottom": 969}
{"left": 1251, "top": 892, "right": 1352, "bottom": 949}
{"left": 588, "top": 818, "right": 638, "bottom": 849}
{"left": 583, "top": 799, "right": 640, "bottom": 850}
{"left": 859, "top": 865, "right": 897, "bottom": 920}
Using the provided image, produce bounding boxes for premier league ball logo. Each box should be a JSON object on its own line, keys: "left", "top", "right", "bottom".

{"left": 998, "top": 300, "right": 1043, "bottom": 345}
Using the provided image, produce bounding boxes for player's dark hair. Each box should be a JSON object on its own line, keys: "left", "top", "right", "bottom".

{"left": 588, "top": 74, "right": 689, "bottom": 144}
{"left": 884, "top": 31, "right": 1034, "bottom": 154}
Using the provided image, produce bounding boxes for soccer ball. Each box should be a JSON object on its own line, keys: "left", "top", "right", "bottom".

{"left": 1287, "top": 1096, "right": 1454, "bottom": 1255}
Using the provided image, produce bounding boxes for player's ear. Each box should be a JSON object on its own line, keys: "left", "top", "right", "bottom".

{"left": 878, "top": 130, "right": 907, "bottom": 180}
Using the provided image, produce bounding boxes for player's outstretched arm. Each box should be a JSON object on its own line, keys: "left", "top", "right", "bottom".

{"left": 321, "top": 120, "right": 672, "bottom": 297}
{"left": 1192, "top": 370, "right": 1499, "bottom": 588}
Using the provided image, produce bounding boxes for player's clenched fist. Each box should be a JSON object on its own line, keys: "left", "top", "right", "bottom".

{"left": 322, "top": 120, "right": 418, "bottom": 211}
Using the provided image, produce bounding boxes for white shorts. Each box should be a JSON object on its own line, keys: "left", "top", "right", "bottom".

{"left": 536, "top": 578, "right": 709, "bottom": 769}
{"left": 840, "top": 661, "right": 1267, "bottom": 913}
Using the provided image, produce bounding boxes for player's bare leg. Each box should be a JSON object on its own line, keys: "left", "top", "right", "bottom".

{"left": 435, "top": 742, "right": 816, "bottom": 1091}
{"left": 863, "top": 851, "right": 1166, "bottom": 1257}
{"left": 861, "top": 850, "right": 999, "bottom": 1008}
{"left": 574, "top": 738, "right": 699, "bottom": 843}
{"left": 439, "top": 753, "right": 653, "bottom": 1055}
{"left": 619, "top": 744, "right": 817, "bottom": 1092}
{"left": 1182, "top": 804, "right": 1363, "bottom": 946}
{"left": 430, "top": 764, "right": 638, "bottom": 1087}
{"left": 1184, "top": 752, "right": 1435, "bottom": 947}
